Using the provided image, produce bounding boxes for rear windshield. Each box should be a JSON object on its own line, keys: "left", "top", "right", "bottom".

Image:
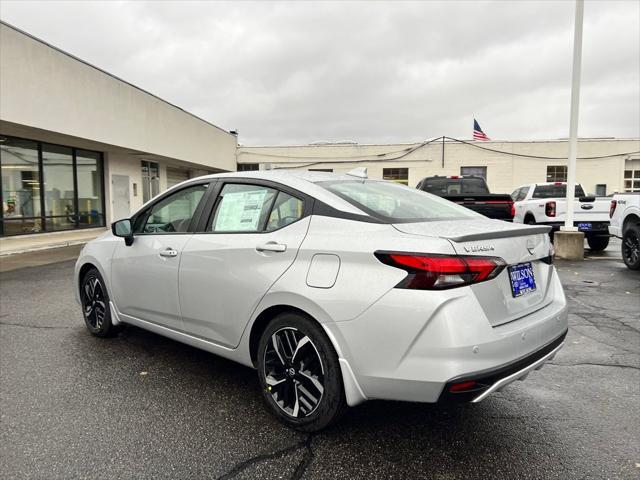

{"left": 419, "top": 177, "right": 489, "bottom": 195}
{"left": 532, "top": 184, "right": 586, "bottom": 199}
{"left": 318, "top": 180, "right": 482, "bottom": 223}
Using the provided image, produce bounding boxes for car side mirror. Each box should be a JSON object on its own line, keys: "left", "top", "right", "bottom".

{"left": 112, "top": 219, "right": 134, "bottom": 246}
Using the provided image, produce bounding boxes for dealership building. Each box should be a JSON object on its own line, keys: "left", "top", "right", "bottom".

{"left": 237, "top": 137, "right": 640, "bottom": 196}
{"left": 0, "top": 21, "right": 236, "bottom": 239}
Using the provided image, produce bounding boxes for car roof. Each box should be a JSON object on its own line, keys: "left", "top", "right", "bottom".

{"left": 189, "top": 169, "right": 371, "bottom": 215}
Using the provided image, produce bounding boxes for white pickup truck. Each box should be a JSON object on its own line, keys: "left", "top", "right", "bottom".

{"left": 511, "top": 182, "right": 611, "bottom": 251}
{"left": 609, "top": 193, "right": 640, "bottom": 269}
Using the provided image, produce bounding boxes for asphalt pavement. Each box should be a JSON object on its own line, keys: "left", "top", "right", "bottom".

{"left": 0, "top": 240, "right": 638, "bottom": 479}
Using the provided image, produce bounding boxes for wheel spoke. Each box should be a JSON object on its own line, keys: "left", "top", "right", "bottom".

{"left": 298, "top": 369, "right": 324, "bottom": 396}
{"left": 282, "top": 329, "right": 296, "bottom": 358}
{"left": 291, "top": 335, "right": 310, "bottom": 362}
{"left": 271, "top": 335, "right": 287, "bottom": 366}
{"left": 291, "top": 383, "right": 300, "bottom": 417}
{"left": 266, "top": 375, "right": 286, "bottom": 387}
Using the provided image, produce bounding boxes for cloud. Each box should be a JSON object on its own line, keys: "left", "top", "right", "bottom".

{"left": 1, "top": 0, "right": 638, "bottom": 144}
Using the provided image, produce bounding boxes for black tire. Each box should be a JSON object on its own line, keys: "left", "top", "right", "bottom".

{"left": 257, "top": 312, "right": 346, "bottom": 432}
{"left": 587, "top": 235, "right": 610, "bottom": 252}
{"left": 80, "top": 268, "right": 123, "bottom": 337}
{"left": 622, "top": 224, "right": 640, "bottom": 270}
{"left": 524, "top": 215, "right": 536, "bottom": 225}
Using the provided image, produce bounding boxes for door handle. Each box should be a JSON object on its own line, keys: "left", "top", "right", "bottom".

{"left": 256, "top": 242, "right": 287, "bottom": 253}
{"left": 159, "top": 248, "right": 178, "bottom": 258}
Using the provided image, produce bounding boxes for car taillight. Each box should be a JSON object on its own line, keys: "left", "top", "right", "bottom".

{"left": 375, "top": 252, "right": 507, "bottom": 290}
{"left": 510, "top": 201, "right": 516, "bottom": 218}
{"left": 545, "top": 201, "right": 556, "bottom": 217}
{"left": 609, "top": 200, "right": 617, "bottom": 218}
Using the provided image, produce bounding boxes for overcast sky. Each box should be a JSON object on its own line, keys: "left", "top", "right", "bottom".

{"left": 1, "top": 1, "right": 639, "bottom": 145}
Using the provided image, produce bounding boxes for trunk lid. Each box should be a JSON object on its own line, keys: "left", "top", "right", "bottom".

{"left": 393, "top": 219, "right": 555, "bottom": 326}
{"left": 554, "top": 197, "right": 611, "bottom": 222}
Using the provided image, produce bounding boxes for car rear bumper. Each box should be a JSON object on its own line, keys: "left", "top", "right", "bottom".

{"left": 608, "top": 225, "right": 622, "bottom": 238}
{"left": 541, "top": 221, "right": 610, "bottom": 235}
{"left": 325, "top": 267, "right": 569, "bottom": 404}
{"left": 437, "top": 330, "right": 566, "bottom": 403}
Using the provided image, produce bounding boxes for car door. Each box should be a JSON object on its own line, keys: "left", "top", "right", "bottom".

{"left": 179, "top": 180, "right": 312, "bottom": 347}
{"left": 110, "top": 182, "right": 211, "bottom": 330}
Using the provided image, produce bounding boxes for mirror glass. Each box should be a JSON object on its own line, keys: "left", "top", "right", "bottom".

{"left": 113, "top": 219, "right": 132, "bottom": 237}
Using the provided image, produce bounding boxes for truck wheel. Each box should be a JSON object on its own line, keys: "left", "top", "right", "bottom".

{"left": 586, "top": 236, "right": 609, "bottom": 252}
{"left": 622, "top": 224, "right": 640, "bottom": 270}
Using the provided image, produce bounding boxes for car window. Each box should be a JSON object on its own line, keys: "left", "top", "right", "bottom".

{"left": 210, "top": 183, "right": 277, "bottom": 232}
{"left": 532, "top": 184, "right": 585, "bottom": 199}
{"left": 318, "top": 180, "right": 481, "bottom": 222}
{"left": 139, "top": 184, "right": 208, "bottom": 234}
{"left": 421, "top": 177, "right": 489, "bottom": 195}
{"left": 513, "top": 187, "right": 528, "bottom": 202}
{"left": 266, "top": 192, "right": 304, "bottom": 231}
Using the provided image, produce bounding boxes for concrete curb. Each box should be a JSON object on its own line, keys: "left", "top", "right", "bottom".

{"left": 0, "top": 239, "right": 91, "bottom": 257}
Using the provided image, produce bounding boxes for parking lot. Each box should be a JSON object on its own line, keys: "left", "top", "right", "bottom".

{"left": 1, "top": 240, "right": 638, "bottom": 480}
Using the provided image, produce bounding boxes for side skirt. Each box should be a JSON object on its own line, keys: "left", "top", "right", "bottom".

{"left": 113, "top": 305, "right": 252, "bottom": 368}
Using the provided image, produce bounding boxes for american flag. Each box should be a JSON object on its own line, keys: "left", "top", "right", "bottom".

{"left": 473, "top": 119, "right": 490, "bottom": 141}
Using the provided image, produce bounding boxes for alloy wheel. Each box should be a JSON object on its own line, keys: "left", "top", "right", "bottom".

{"left": 263, "top": 327, "right": 325, "bottom": 418}
{"left": 623, "top": 230, "right": 640, "bottom": 265}
{"left": 82, "top": 277, "right": 107, "bottom": 330}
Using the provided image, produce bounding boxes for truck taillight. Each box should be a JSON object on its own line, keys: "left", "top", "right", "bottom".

{"left": 510, "top": 201, "right": 516, "bottom": 218}
{"left": 609, "top": 200, "right": 617, "bottom": 218}
{"left": 375, "top": 252, "right": 506, "bottom": 290}
{"left": 545, "top": 201, "right": 556, "bottom": 217}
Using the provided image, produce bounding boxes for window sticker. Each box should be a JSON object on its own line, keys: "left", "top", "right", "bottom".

{"left": 214, "top": 189, "right": 268, "bottom": 231}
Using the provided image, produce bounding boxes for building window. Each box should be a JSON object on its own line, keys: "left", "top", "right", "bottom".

{"left": 43, "top": 144, "right": 75, "bottom": 232}
{"left": 0, "top": 135, "right": 105, "bottom": 236}
{"left": 237, "top": 163, "right": 259, "bottom": 172}
{"left": 624, "top": 170, "right": 640, "bottom": 192}
{"left": 383, "top": 168, "right": 408, "bottom": 185}
{"left": 76, "top": 150, "right": 105, "bottom": 228}
{"left": 141, "top": 160, "right": 160, "bottom": 203}
{"left": 460, "top": 166, "right": 487, "bottom": 179}
{"left": 595, "top": 184, "right": 607, "bottom": 196}
{"left": 546, "top": 165, "right": 567, "bottom": 182}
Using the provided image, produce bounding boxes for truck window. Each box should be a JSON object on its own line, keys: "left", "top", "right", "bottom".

{"left": 532, "top": 184, "right": 585, "bottom": 199}
{"left": 421, "top": 177, "right": 489, "bottom": 195}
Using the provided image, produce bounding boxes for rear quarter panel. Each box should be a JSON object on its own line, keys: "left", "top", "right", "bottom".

{"left": 256, "top": 216, "right": 456, "bottom": 323}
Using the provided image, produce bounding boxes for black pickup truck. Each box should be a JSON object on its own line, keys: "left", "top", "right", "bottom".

{"left": 416, "top": 175, "right": 514, "bottom": 221}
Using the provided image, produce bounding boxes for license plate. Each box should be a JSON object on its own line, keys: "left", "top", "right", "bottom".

{"left": 577, "top": 222, "right": 592, "bottom": 231}
{"left": 508, "top": 262, "right": 536, "bottom": 298}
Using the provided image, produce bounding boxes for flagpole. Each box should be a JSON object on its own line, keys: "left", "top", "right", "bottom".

{"left": 562, "top": 0, "right": 584, "bottom": 232}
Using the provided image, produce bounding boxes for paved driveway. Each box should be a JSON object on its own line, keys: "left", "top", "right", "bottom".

{"left": 1, "top": 242, "right": 638, "bottom": 479}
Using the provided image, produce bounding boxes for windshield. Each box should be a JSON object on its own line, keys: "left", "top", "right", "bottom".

{"left": 318, "top": 180, "right": 482, "bottom": 222}
{"left": 420, "top": 177, "right": 489, "bottom": 195}
{"left": 533, "top": 184, "right": 586, "bottom": 199}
